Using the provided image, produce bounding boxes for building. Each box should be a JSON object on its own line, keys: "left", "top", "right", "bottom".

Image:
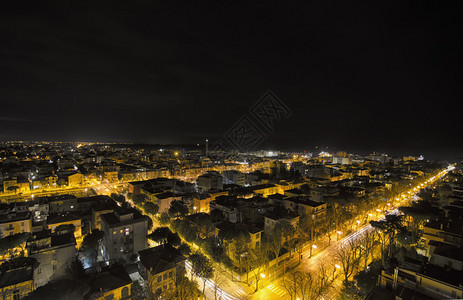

{"left": 138, "top": 244, "right": 186, "bottom": 295}
{"left": 283, "top": 196, "right": 327, "bottom": 226}
{"left": 264, "top": 211, "right": 300, "bottom": 234}
{"left": 190, "top": 193, "right": 213, "bottom": 213}
{"left": 214, "top": 222, "right": 263, "bottom": 251}
{"left": 332, "top": 156, "right": 352, "bottom": 165}
{"left": 141, "top": 189, "right": 182, "bottom": 213}
{"left": 27, "top": 230, "right": 76, "bottom": 288}
{"left": 46, "top": 213, "right": 82, "bottom": 240}
{"left": 379, "top": 260, "right": 463, "bottom": 299}
{"left": 0, "top": 265, "right": 34, "bottom": 300}
{"left": 43, "top": 194, "right": 78, "bottom": 214}
{"left": 101, "top": 210, "right": 149, "bottom": 261}
{"left": 221, "top": 170, "right": 246, "bottom": 186}
{"left": 3, "top": 177, "right": 30, "bottom": 195}
{"left": 209, "top": 196, "right": 242, "bottom": 223}
{"left": 197, "top": 172, "right": 223, "bottom": 191}
{"left": 85, "top": 263, "right": 133, "bottom": 300}
{"left": 0, "top": 212, "right": 32, "bottom": 239}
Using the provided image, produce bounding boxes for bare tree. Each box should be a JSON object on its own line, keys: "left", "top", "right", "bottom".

{"left": 281, "top": 270, "right": 302, "bottom": 300}
{"left": 358, "top": 229, "right": 376, "bottom": 269}
{"left": 335, "top": 239, "right": 360, "bottom": 283}
{"left": 313, "top": 262, "right": 334, "bottom": 298}
{"left": 248, "top": 246, "right": 269, "bottom": 291}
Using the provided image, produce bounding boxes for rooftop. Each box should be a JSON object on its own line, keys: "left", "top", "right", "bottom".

{"left": 138, "top": 244, "right": 185, "bottom": 275}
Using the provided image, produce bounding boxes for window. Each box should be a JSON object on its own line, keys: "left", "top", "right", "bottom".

{"left": 157, "top": 276, "right": 162, "bottom": 282}
{"left": 104, "top": 294, "right": 114, "bottom": 300}
{"left": 169, "top": 271, "right": 173, "bottom": 278}
{"left": 121, "top": 287, "right": 129, "bottom": 298}
{"left": 13, "top": 290, "right": 20, "bottom": 300}
{"left": 163, "top": 273, "right": 167, "bottom": 280}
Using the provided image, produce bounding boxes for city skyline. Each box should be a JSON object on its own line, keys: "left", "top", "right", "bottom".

{"left": 1, "top": 2, "right": 462, "bottom": 161}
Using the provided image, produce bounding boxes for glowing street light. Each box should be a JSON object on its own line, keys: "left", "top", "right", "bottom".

{"left": 260, "top": 273, "right": 265, "bottom": 278}
{"left": 310, "top": 244, "right": 317, "bottom": 258}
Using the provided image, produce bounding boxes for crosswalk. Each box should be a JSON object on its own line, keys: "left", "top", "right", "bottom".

{"left": 266, "top": 284, "right": 287, "bottom": 298}
{"left": 229, "top": 288, "right": 248, "bottom": 299}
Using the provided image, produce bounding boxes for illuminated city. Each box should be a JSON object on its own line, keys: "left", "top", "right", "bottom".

{"left": 1, "top": 2, "right": 462, "bottom": 300}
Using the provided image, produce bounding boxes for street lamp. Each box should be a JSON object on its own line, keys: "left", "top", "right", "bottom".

{"left": 310, "top": 244, "right": 317, "bottom": 258}
{"left": 337, "top": 231, "right": 342, "bottom": 240}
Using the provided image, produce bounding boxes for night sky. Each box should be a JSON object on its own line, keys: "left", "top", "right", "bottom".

{"left": 1, "top": 1, "right": 461, "bottom": 159}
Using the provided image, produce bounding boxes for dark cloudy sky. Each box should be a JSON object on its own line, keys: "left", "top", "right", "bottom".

{"left": 0, "top": 1, "right": 461, "bottom": 159}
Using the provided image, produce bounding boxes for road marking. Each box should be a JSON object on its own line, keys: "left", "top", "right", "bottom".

{"left": 266, "top": 284, "right": 286, "bottom": 296}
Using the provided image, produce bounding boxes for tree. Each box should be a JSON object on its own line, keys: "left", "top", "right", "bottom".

{"left": 132, "top": 193, "right": 146, "bottom": 206}
{"left": 295, "top": 228, "right": 309, "bottom": 264}
{"left": 144, "top": 201, "right": 159, "bottom": 215}
{"left": 266, "top": 227, "right": 284, "bottom": 271}
{"left": 249, "top": 246, "right": 269, "bottom": 292}
{"left": 189, "top": 253, "right": 214, "bottom": 299}
{"left": 177, "top": 243, "right": 191, "bottom": 257}
{"left": 325, "top": 196, "right": 345, "bottom": 232}
{"left": 281, "top": 268, "right": 332, "bottom": 300}
{"left": 65, "top": 256, "right": 86, "bottom": 280}
{"left": 172, "top": 219, "right": 197, "bottom": 243}
{"left": 217, "top": 223, "right": 251, "bottom": 269}
{"left": 147, "top": 218, "right": 154, "bottom": 231}
{"left": 147, "top": 227, "right": 171, "bottom": 244}
{"left": 358, "top": 229, "right": 376, "bottom": 269}
{"left": 57, "top": 178, "right": 67, "bottom": 186}
{"left": 338, "top": 281, "right": 363, "bottom": 300}
{"left": 6, "top": 185, "right": 19, "bottom": 194}
{"left": 175, "top": 270, "right": 200, "bottom": 300}
{"left": 399, "top": 200, "right": 441, "bottom": 240}
{"left": 0, "top": 232, "right": 30, "bottom": 256}
{"left": 168, "top": 200, "right": 189, "bottom": 218}
{"left": 157, "top": 212, "right": 171, "bottom": 225}
{"left": 335, "top": 240, "right": 360, "bottom": 283}
{"left": 370, "top": 214, "right": 404, "bottom": 265}
{"left": 281, "top": 270, "right": 300, "bottom": 300}
{"left": 80, "top": 229, "right": 104, "bottom": 268}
